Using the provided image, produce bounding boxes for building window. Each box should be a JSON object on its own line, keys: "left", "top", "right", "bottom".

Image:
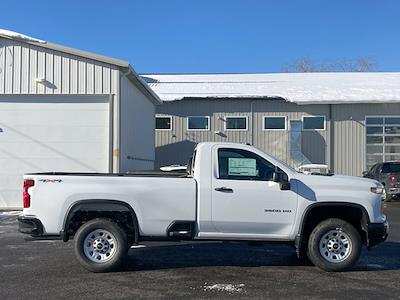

{"left": 155, "top": 116, "right": 172, "bottom": 130}
{"left": 187, "top": 116, "right": 210, "bottom": 131}
{"left": 225, "top": 116, "right": 248, "bottom": 131}
{"left": 264, "top": 116, "right": 287, "bottom": 130}
{"left": 303, "top": 116, "right": 326, "bottom": 130}
{"left": 366, "top": 116, "right": 400, "bottom": 170}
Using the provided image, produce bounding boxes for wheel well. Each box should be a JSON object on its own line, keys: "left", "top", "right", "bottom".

{"left": 63, "top": 200, "right": 139, "bottom": 244}
{"left": 300, "top": 204, "right": 368, "bottom": 246}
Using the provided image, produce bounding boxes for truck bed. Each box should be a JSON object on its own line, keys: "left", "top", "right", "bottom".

{"left": 23, "top": 172, "right": 196, "bottom": 236}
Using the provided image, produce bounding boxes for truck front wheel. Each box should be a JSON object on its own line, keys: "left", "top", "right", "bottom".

{"left": 74, "top": 218, "right": 128, "bottom": 272}
{"left": 307, "top": 218, "right": 361, "bottom": 272}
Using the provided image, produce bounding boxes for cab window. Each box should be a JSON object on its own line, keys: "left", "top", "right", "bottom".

{"left": 218, "top": 148, "right": 277, "bottom": 181}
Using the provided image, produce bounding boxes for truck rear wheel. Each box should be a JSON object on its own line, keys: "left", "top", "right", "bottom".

{"left": 74, "top": 218, "right": 128, "bottom": 272}
{"left": 307, "top": 218, "right": 361, "bottom": 272}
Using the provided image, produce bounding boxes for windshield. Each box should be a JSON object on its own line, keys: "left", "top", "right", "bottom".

{"left": 272, "top": 156, "right": 297, "bottom": 173}
{"left": 252, "top": 145, "right": 297, "bottom": 173}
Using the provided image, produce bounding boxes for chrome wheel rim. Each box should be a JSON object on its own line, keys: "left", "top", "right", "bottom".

{"left": 83, "top": 229, "right": 117, "bottom": 263}
{"left": 319, "top": 229, "right": 352, "bottom": 263}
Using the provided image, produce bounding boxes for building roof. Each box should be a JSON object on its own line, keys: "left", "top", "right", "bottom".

{"left": 141, "top": 72, "right": 400, "bottom": 105}
{"left": 0, "top": 29, "right": 161, "bottom": 104}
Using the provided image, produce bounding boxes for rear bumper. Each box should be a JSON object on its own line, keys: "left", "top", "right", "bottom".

{"left": 18, "top": 216, "right": 43, "bottom": 237}
{"left": 367, "top": 221, "right": 389, "bottom": 249}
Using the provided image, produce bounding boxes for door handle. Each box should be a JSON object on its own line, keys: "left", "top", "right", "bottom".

{"left": 214, "top": 187, "right": 233, "bottom": 193}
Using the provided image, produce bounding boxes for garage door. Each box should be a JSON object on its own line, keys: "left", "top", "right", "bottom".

{"left": 0, "top": 96, "right": 111, "bottom": 208}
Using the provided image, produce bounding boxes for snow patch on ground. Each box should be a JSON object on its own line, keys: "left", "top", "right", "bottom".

{"left": 2, "top": 263, "right": 26, "bottom": 268}
{"left": 366, "top": 264, "right": 386, "bottom": 269}
{"left": 0, "top": 211, "right": 21, "bottom": 221}
{"left": 203, "top": 283, "right": 245, "bottom": 293}
{"left": 0, "top": 211, "right": 21, "bottom": 216}
{"left": 31, "top": 240, "right": 57, "bottom": 243}
{"left": 0, "top": 29, "right": 46, "bottom": 43}
{"left": 131, "top": 245, "right": 146, "bottom": 249}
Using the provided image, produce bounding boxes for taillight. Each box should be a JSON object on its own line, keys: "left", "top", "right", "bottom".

{"left": 23, "top": 179, "right": 34, "bottom": 208}
{"left": 389, "top": 173, "right": 396, "bottom": 186}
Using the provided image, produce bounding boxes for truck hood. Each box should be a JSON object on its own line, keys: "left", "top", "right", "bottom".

{"left": 295, "top": 173, "right": 380, "bottom": 188}
{"left": 292, "top": 173, "right": 382, "bottom": 198}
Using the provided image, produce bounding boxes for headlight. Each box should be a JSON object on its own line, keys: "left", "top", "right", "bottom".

{"left": 370, "top": 186, "right": 384, "bottom": 194}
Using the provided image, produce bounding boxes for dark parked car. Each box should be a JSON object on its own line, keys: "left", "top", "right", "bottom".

{"left": 363, "top": 162, "right": 400, "bottom": 201}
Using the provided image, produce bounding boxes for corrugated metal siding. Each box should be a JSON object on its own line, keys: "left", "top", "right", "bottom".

{"left": 155, "top": 99, "right": 329, "bottom": 168}
{"left": 251, "top": 101, "right": 329, "bottom": 166}
{"left": 120, "top": 76, "right": 155, "bottom": 171}
{"left": 332, "top": 103, "right": 400, "bottom": 176}
{"left": 0, "top": 37, "right": 119, "bottom": 95}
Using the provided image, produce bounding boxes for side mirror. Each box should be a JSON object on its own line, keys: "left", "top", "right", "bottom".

{"left": 362, "top": 171, "right": 369, "bottom": 177}
{"left": 272, "top": 171, "right": 283, "bottom": 182}
{"left": 280, "top": 181, "right": 291, "bottom": 191}
{"left": 272, "top": 171, "right": 291, "bottom": 190}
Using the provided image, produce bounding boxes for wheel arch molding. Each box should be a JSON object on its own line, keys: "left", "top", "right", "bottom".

{"left": 61, "top": 199, "right": 139, "bottom": 243}
{"left": 295, "top": 202, "right": 370, "bottom": 249}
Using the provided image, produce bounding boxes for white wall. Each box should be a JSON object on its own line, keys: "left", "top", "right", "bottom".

{"left": 0, "top": 36, "right": 157, "bottom": 174}
{"left": 120, "top": 75, "right": 155, "bottom": 171}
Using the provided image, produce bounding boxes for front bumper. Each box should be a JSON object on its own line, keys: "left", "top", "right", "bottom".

{"left": 18, "top": 216, "right": 43, "bottom": 237}
{"left": 367, "top": 220, "right": 389, "bottom": 249}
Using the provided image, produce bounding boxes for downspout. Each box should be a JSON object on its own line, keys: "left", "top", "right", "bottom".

{"left": 250, "top": 101, "right": 255, "bottom": 145}
{"left": 329, "top": 104, "right": 334, "bottom": 173}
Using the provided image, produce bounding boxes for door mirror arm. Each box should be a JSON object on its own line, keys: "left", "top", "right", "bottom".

{"left": 272, "top": 171, "right": 291, "bottom": 190}
{"left": 279, "top": 181, "right": 291, "bottom": 191}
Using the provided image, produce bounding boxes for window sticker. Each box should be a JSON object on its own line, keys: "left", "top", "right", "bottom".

{"left": 228, "top": 158, "right": 257, "bottom": 176}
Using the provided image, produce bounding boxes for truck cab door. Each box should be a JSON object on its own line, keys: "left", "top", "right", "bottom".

{"left": 210, "top": 147, "right": 297, "bottom": 238}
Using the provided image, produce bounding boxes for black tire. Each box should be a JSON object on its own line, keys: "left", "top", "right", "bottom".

{"left": 307, "top": 218, "right": 361, "bottom": 272}
{"left": 74, "top": 218, "right": 128, "bottom": 273}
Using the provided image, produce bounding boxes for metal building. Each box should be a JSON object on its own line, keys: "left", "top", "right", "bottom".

{"left": 0, "top": 30, "right": 161, "bottom": 208}
{"left": 142, "top": 73, "right": 400, "bottom": 176}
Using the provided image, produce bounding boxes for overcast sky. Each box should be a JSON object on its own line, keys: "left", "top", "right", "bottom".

{"left": 1, "top": 0, "right": 399, "bottom": 73}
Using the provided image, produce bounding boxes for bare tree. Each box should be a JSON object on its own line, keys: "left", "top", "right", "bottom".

{"left": 283, "top": 57, "right": 377, "bottom": 73}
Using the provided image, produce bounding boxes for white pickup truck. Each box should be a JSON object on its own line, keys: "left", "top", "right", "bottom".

{"left": 18, "top": 142, "right": 388, "bottom": 272}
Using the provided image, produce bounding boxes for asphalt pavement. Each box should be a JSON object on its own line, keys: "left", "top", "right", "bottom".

{"left": 0, "top": 203, "right": 399, "bottom": 299}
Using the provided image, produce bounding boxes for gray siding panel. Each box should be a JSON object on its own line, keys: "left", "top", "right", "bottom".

{"left": 332, "top": 103, "right": 400, "bottom": 176}
{"left": 120, "top": 75, "right": 155, "bottom": 171}
{"left": 0, "top": 36, "right": 124, "bottom": 173}
{"left": 0, "top": 37, "right": 118, "bottom": 96}
{"left": 155, "top": 99, "right": 329, "bottom": 169}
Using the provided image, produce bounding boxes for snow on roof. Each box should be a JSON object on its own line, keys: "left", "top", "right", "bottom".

{"left": 0, "top": 29, "right": 46, "bottom": 44}
{"left": 141, "top": 72, "right": 400, "bottom": 104}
